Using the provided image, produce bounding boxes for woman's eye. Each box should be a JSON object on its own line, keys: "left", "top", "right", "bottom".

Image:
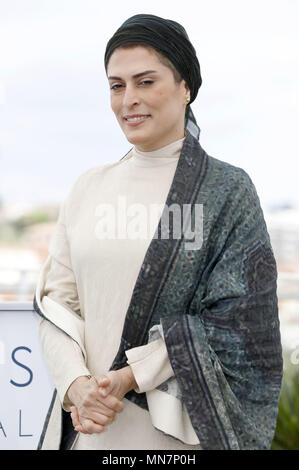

{"left": 140, "top": 80, "right": 154, "bottom": 85}
{"left": 111, "top": 80, "right": 154, "bottom": 91}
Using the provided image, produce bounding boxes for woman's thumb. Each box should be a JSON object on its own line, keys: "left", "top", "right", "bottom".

{"left": 97, "top": 375, "right": 109, "bottom": 386}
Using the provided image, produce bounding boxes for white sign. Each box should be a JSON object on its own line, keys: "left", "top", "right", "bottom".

{"left": 0, "top": 302, "right": 54, "bottom": 450}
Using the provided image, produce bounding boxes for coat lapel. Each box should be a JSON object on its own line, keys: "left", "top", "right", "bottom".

{"left": 109, "top": 129, "right": 208, "bottom": 371}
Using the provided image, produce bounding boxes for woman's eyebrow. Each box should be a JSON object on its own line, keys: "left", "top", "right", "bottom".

{"left": 108, "top": 70, "right": 158, "bottom": 81}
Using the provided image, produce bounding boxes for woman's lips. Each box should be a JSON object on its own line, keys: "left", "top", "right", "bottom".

{"left": 124, "top": 115, "right": 151, "bottom": 127}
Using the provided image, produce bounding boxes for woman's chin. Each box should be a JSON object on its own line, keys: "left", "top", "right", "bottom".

{"left": 124, "top": 129, "right": 152, "bottom": 145}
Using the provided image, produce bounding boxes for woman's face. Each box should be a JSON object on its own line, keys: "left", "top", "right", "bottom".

{"left": 107, "top": 46, "right": 189, "bottom": 151}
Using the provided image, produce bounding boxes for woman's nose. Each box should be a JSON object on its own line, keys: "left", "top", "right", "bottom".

{"left": 122, "top": 84, "right": 139, "bottom": 107}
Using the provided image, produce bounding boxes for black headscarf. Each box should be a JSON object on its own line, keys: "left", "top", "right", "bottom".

{"left": 104, "top": 13, "right": 202, "bottom": 141}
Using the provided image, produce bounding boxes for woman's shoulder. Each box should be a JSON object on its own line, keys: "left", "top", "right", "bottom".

{"left": 201, "top": 152, "right": 264, "bottom": 224}
{"left": 72, "top": 163, "right": 111, "bottom": 187}
{"left": 205, "top": 151, "right": 256, "bottom": 195}
{"left": 67, "top": 159, "right": 125, "bottom": 198}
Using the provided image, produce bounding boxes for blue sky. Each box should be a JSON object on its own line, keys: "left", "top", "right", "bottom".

{"left": 0, "top": 0, "right": 298, "bottom": 211}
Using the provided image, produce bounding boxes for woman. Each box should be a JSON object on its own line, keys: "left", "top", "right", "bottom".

{"left": 34, "top": 13, "right": 283, "bottom": 450}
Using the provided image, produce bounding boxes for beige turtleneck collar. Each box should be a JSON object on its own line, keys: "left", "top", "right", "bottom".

{"left": 130, "top": 135, "right": 186, "bottom": 168}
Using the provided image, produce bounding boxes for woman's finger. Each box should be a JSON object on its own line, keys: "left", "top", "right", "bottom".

{"left": 92, "top": 401, "right": 116, "bottom": 418}
{"left": 96, "top": 375, "right": 110, "bottom": 387}
{"left": 74, "top": 423, "right": 85, "bottom": 433}
{"left": 78, "top": 417, "right": 106, "bottom": 434}
{"left": 96, "top": 393, "right": 124, "bottom": 413}
{"left": 99, "top": 384, "right": 111, "bottom": 397}
{"left": 88, "top": 409, "right": 115, "bottom": 426}
{"left": 70, "top": 405, "right": 80, "bottom": 427}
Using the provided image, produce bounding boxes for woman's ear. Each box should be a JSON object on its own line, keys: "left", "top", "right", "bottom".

{"left": 181, "top": 80, "right": 190, "bottom": 101}
{"left": 183, "top": 79, "right": 190, "bottom": 93}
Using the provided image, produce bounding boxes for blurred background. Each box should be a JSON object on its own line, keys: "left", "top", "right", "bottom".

{"left": 0, "top": 0, "right": 298, "bottom": 449}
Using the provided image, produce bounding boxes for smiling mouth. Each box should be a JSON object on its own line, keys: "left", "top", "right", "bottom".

{"left": 124, "top": 115, "right": 151, "bottom": 122}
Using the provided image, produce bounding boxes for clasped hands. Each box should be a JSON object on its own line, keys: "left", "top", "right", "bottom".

{"left": 68, "top": 366, "right": 137, "bottom": 435}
